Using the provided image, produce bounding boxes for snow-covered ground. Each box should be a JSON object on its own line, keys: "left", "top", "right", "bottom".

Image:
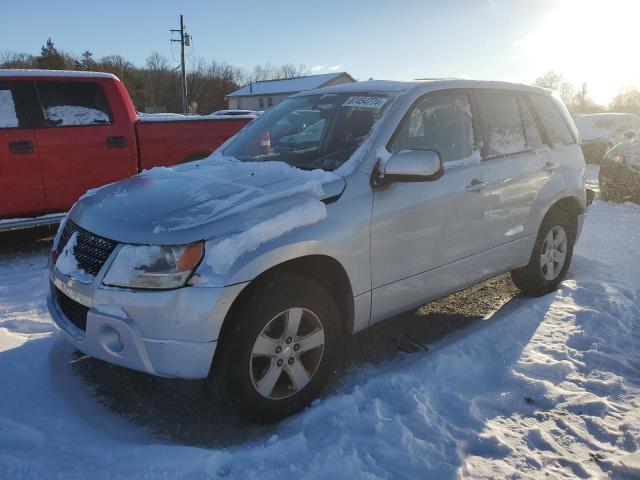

{"left": 1, "top": 196, "right": 639, "bottom": 478}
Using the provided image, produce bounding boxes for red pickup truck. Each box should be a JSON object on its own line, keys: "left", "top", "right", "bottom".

{"left": 0, "top": 70, "right": 251, "bottom": 229}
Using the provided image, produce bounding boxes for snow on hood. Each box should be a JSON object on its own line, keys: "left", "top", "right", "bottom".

{"left": 70, "top": 155, "right": 345, "bottom": 246}
{"left": 575, "top": 113, "right": 640, "bottom": 143}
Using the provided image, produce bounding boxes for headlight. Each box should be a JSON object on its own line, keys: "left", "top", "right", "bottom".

{"left": 103, "top": 242, "right": 204, "bottom": 289}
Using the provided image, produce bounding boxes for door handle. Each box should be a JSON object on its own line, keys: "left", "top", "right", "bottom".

{"left": 543, "top": 160, "right": 556, "bottom": 173}
{"left": 465, "top": 178, "right": 487, "bottom": 193}
{"left": 9, "top": 140, "right": 34, "bottom": 155}
{"left": 107, "top": 136, "right": 127, "bottom": 148}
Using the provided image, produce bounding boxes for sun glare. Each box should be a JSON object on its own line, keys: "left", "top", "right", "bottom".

{"left": 515, "top": 0, "right": 640, "bottom": 104}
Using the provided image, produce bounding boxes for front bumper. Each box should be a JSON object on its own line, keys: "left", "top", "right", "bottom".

{"left": 47, "top": 268, "right": 245, "bottom": 379}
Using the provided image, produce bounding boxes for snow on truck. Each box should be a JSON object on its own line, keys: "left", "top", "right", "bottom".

{"left": 0, "top": 69, "right": 251, "bottom": 230}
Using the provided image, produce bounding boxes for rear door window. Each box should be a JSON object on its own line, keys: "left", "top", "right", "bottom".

{"left": 530, "top": 94, "right": 575, "bottom": 146}
{"left": 0, "top": 82, "right": 18, "bottom": 128}
{"left": 36, "top": 81, "right": 112, "bottom": 127}
{"left": 477, "top": 92, "right": 527, "bottom": 157}
{"left": 391, "top": 93, "right": 475, "bottom": 163}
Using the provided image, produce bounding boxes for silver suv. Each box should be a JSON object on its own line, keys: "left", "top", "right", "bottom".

{"left": 47, "top": 80, "right": 587, "bottom": 421}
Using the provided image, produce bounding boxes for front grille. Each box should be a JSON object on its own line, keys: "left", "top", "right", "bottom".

{"left": 58, "top": 221, "right": 118, "bottom": 277}
{"left": 54, "top": 284, "right": 89, "bottom": 331}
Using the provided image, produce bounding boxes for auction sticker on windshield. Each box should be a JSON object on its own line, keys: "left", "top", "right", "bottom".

{"left": 342, "top": 96, "right": 388, "bottom": 109}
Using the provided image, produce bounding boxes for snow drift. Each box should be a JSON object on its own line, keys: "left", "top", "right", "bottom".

{"left": 0, "top": 196, "right": 639, "bottom": 478}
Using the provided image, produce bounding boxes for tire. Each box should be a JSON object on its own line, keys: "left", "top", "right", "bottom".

{"left": 212, "top": 273, "right": 341, "bottom": 423}
{"left": 510, "top": 210, "right": 576, "bottom": 297}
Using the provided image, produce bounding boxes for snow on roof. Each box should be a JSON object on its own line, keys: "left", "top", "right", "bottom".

{"left": 226, "top": 72, "right": 353, "bottom": 97}
{"left": 294, "top": 80, "right": 417, "bottom": 97}
{"left": 0, "top": 69, "right": 118, "bottom": 80}
{"left": 295, "top": 78, "right": 551, "bottom": 97}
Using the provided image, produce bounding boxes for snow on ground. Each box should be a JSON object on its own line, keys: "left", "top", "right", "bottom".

{"left": 1, "top": 198, "right": 639, "bottom": 479}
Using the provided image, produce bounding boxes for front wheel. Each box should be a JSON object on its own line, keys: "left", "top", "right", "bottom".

{"left": 212, "top": 274, "right": 341, "bottom": 422}
{"left": 511, "top": 211, "right": 576, "bottom": 296}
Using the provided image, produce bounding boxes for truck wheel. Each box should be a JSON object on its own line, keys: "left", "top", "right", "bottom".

{"left": 510, "top": 210, "right": 576, "bottom": 297}
{"left": 213, "top": 274, "right": 341, "bottom": 422}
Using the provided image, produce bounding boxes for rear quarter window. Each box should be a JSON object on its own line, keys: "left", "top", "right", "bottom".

{"left": 37, "top": 81, "right": 112, "bottom": 127}
{"left": 530, "top": 94, "right": 575, "bottom": 147}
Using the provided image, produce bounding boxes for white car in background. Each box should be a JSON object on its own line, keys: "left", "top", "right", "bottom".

{"left": 574, "top": 113, "right": 640, "bottom": 164}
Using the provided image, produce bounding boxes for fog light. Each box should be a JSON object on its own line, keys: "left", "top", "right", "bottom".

{"left": 100, "top": 326, "right": 123, "bottom": 354}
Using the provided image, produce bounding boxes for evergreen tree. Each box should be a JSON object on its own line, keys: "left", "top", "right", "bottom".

{"left": 37, "top": 38, "right": 66, "bottom": 70}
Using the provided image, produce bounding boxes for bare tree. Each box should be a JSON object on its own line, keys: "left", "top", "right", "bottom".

{"left": 0, "top": 51, "right": 36, "bottom": 68}
{"left": 534, "top": 71, "right": 564, "bottom": 91}
{"left": 1, "top": 45, "right": 311, "bottom": 114}
{"left": 610, "top": 86, "right": 640, "bottom": 114}
{"left": 534, "top": 71, "right": 581, "bottom": 112}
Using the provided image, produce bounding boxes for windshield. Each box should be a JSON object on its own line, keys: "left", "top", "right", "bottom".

{"left": 223, "top": 93, "right": 390, "bottom": 171}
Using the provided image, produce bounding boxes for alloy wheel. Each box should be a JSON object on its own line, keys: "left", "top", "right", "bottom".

{"left": 249, "top": 308, "right": 325, "bottom": 399}
{"left": 539, "top": 225, "right": 568, "bottom": 281}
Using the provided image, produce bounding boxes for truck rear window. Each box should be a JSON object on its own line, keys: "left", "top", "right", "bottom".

{"left": 36, "top": 81, "right": 112, "bottom": 127}
{"left": 0, "top": 83, "right": 18, "bottom": 129}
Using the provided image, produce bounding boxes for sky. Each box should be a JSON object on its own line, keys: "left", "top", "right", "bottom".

{"left": 1, "top": 0, "right": 638, "bottom": 104}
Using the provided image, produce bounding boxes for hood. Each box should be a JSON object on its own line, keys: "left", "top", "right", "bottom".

{"left": 70, "top": 156, "right": 345, "bottom": 245}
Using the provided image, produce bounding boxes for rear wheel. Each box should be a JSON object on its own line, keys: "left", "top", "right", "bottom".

{"left": 511, "top": 211, "right": 576, "bottom": 296}
{"left": 212, "top": 274, "right": 341, "bottom": 422}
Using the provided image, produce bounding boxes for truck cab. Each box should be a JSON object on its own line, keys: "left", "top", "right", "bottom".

{"left": 0, "top": 69, "right": 250, "bottom": 227}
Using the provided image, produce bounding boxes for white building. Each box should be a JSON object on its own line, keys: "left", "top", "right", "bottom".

{"left": 226, "top": 72, "right": 355, "bottom": 111}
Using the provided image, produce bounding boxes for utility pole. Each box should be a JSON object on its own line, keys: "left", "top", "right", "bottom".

{"left": 171, "top": 15, "right": 190, "bottom": 114}
{"left": 81, "top": 50, "right": 93, "bottom": 70}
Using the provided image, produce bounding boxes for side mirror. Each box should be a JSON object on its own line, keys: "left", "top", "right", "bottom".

{"left": 624, "top": 130, "right": 636, "bottom": 140}
{"left": 375, "top": 150, "right": 443, "bottom": 185}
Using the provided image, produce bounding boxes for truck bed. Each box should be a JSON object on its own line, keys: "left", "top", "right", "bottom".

{"left": 136, "top": 116, "right": 250, "bottom": 170}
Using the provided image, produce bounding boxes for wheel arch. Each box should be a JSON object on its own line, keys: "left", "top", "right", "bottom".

{"left": 539, "top": 195, "right": 584, "bottom": 237}
{"left": 212, "top": 254, "right": 355, "bottom": 367}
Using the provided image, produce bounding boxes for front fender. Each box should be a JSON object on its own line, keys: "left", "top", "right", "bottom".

{"left": 192, "top": 175, "right": 374, "bottom": 297}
